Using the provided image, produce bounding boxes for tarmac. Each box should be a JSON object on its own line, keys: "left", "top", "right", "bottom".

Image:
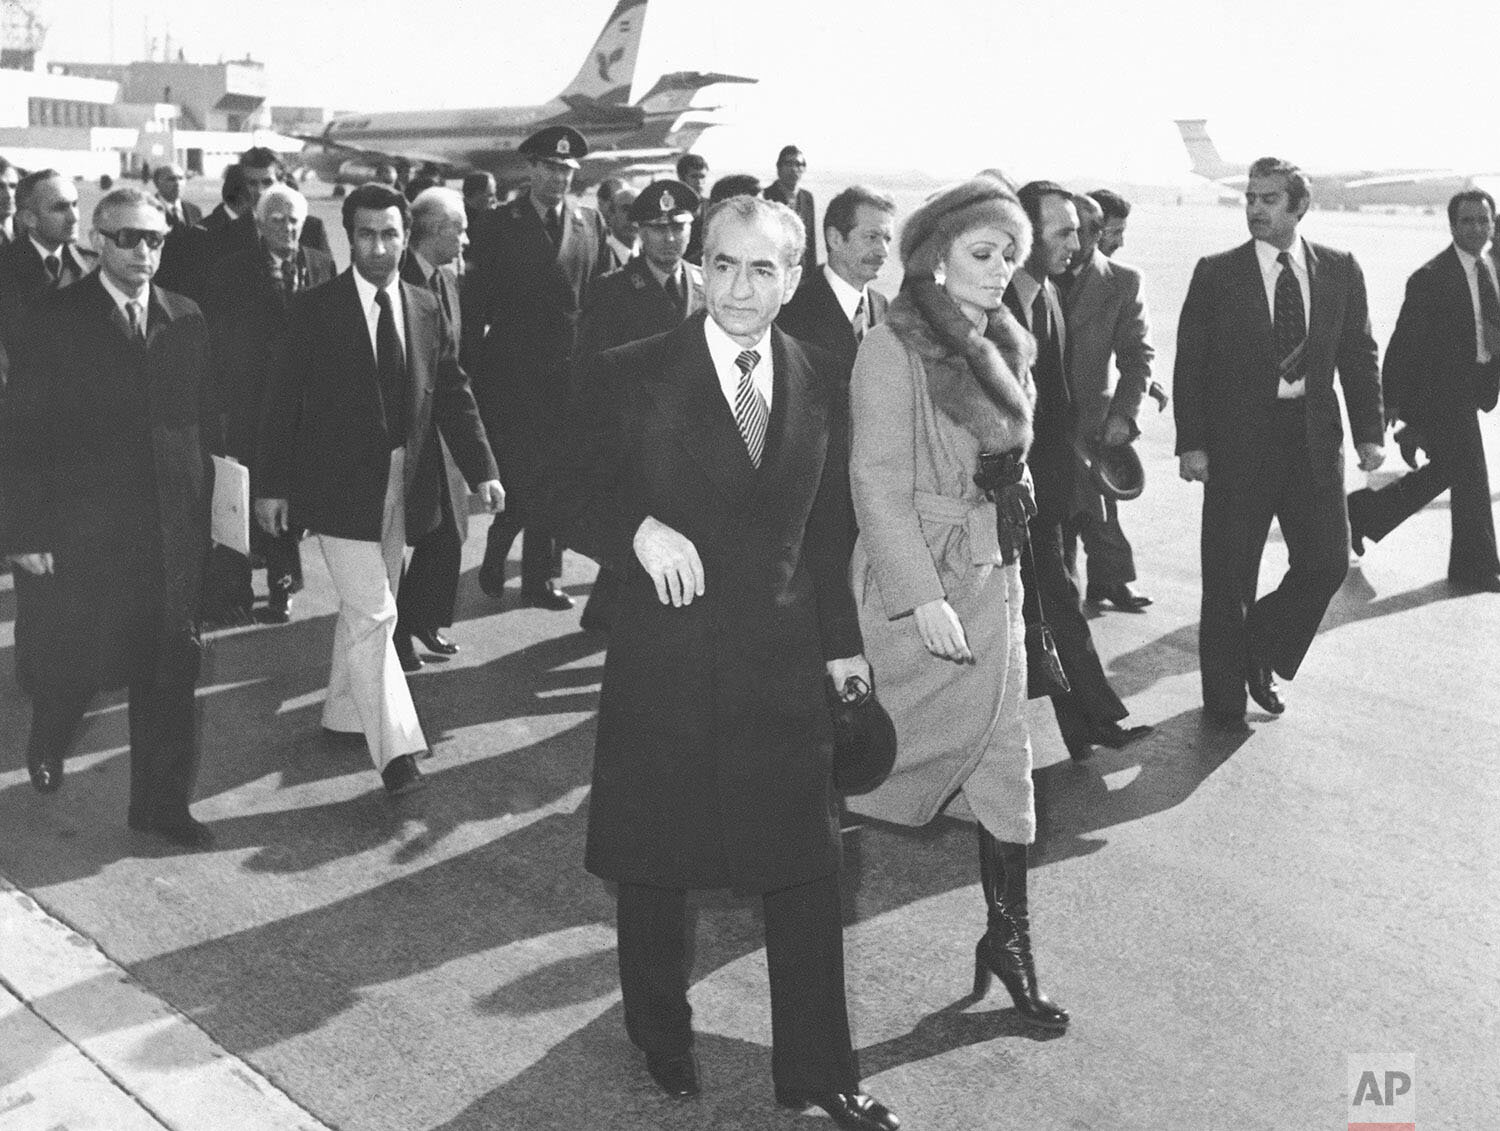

{"left": 1, "top": 199, "right": 1498, "bottom": 1130}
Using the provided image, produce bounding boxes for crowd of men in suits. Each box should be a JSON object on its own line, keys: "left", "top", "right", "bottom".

{"left": 1, "top": 125, "right": 1497, "bottom": 1128}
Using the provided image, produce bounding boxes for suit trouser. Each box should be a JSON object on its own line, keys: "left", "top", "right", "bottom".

{"left": 1199, "top": 402, "right": 1349, "bottom": 714}
{"left": 397, "top": 478, "right": 461, "bottom": 632}
{"left": 1062, "top": 492, "right": 1138, "bottom": 589}
{"left": 28, "top": 658, "right": 200, "bottom": 825}
{"left": 1352, "top": 405, "right": 1498, "bottom": 581}
{"left": 1022, "top": 518, "right": 1128, "bottom": 744}
{"left": 317, "top": 449, "right": 427, "bottom": 771}
{"left": 616, "top": 874, "right": 860, "bottom": 1094}
{"left": 12, "top": 568, "right": 62, "bottom": 693}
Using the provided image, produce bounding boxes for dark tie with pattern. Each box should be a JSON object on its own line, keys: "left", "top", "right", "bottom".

{"left": 1475, "top": 258, "right": 1500, "bottom": 360}
{"left": 733, "top": 349, "right": 768, "bottom": 468}
{"left": 1274, "top": 251, "right": 1307, "bottom": 384}
{"left": 853, "top": 293, "right": 867, "bottom": 342}
{"left": 44, "top": 254, "right": 61, "bottom": 287}
{"left": 374, "top": 289, "right": 407, "bottom": 446}
{"left": 125, "top": 300, "right": 144, "bottom": 342}
{"left": 281, "top": 257, "right": 298, "bottom": 298}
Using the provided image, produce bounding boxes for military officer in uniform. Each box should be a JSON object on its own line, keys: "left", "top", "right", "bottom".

{"left": 463, "top": 125, "right": 612, "bottom": 610}
{"left": 572, "top": 179, "right": 705, "bottom": 631}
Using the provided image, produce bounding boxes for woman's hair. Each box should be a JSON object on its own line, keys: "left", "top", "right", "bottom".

{"left": 899, "top": 175, "right": 1031, "bottom": 278}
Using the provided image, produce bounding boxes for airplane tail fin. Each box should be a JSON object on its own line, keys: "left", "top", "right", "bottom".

{"left": 1174, "top": 118, "right": 1236, "bottom": 179}
{"left": 633, "top": 71, "right": 757, "bottom": 115}
{"left": 557, "top": 0, "right": 649, "bottom": 107}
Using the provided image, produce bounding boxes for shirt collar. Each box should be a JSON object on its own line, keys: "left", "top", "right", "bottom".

{"left": 1454, "top": 243, "right": 1494, "bottom": 272}
{"left": 29, "top": 235, "right": 66, "bottom": 265}
{"left": 704, "top": 313, "right": 771, "bottom": 370}
{"left": 352, "top": 267, "right": 400, "bottom": 312}
{"left": 644, "top": 256, "right": 679, "bottom": 289}
{"left": 530, "top": 193, "right": 562, "bottom": 225}
{"left": 411, "top": 249, "right": 439, "bottom": 281}
{"left": 823, "top": 264, "right": 866, "bottom": 320}
{"left": 1255, "top": 235, "right": 1306, "bottom": 274}
{"left": 98, "top": 270, "right": 149, "bottom": 327}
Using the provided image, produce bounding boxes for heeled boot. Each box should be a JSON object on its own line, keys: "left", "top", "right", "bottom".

{"left": 974, "top": 827, "right": 1069, "bottom": 1030}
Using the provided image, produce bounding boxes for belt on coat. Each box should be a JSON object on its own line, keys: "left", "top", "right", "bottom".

{"left": 912, "top": 490, "right": 1000, "bottom": 566}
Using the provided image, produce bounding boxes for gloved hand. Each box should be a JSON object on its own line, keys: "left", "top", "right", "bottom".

{"left": 995, "top": 473, "right": 1036, "bottom": 564}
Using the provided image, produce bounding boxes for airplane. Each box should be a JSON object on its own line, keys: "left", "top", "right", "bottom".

{"left": 293, "top": 0, "right": 755, "bottom": 191}
{"left": 1175, "top": 119, "right": 1500, "bottom": 210}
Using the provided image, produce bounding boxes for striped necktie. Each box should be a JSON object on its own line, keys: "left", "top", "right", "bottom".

{"left": 733, "top": 349, "right": 768, "bottom": 468}
{"left": 852, "top": 293, "right": 867, "bottom": 341}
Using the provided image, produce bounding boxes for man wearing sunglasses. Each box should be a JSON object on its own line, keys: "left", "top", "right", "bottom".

{"left": 1, "top": 186, "right": 217, "bottom": 848}
{"left": 0, "top": 170, "right": 99, "bottom": 696}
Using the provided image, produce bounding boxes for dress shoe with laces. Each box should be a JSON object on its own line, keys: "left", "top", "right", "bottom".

{"left": 413, "top": 627, "right": 458, "bottom": 655}
{"left": 645, "top": 1050, "right": 700, "bottom": 1098}
{"left": 381, "top": 754, "right": 426, "bottom": 796}
{"left": 128, "top": 815, "right": 215, "bottom": 849}
{"left": 1085, "top": 582, "right": 1152, "bottom": 611}
{"left": 775, "top": 1088, "right": 900, "bottom": 1131}
{"left": 1245, "top": 653, "right": 1286, "bottom": 715}
{"left": 522, "top": 583, "right": 575, "bottom": 610}
{"left": 394, "top": 634, "right": 423, "bottom": 673}
{"left": 27, "top": 749, "right": 63, "bottom": 793}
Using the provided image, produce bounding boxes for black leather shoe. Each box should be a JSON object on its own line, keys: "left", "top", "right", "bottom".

{"left": 394, "top": 634, "right": 423, "bottom": 673}
{"left": 776, "top": 1089, "right": 900, "bottom": 1131}
{"left": 128, "top": 815, "right": 215, "bottom": 849}
{"left": 27, "top": 749, "right": 63, "bottom": 793}
{"left": 477, "top": 561, "right": 507, "bottom": 598}
{"left": 522, "top": 583, "right": 575, "bottom": 610}
{"left": 1245, "top": 653, "right": 1286, "bottom": 715}
{"left": 645, "top": 1050, "right": 700, "bottom": 1098}
{"left": 261, "top": 579, "right": 293, "bottom": 624}
{"left": 414, "top": 627, "right": 458, "bottom": 655}
{"left": 381, "top": 754, "right": 426, "bottom": 796}
{"left": 1089, "top": 720, "right": 1154, "bottom": 749}
{"left": 1086, "top": 582, "right": 1152, "bottom": 611}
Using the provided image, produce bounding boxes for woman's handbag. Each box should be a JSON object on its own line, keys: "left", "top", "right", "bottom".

{"left": 825, "top": 673, "right": 898, "bottom": 794}
{"left": 1023, "top": 536, "right": 1071, "bottom": 700}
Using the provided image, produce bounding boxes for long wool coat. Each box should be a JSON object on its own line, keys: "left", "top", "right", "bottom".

{"left": 844, "top": 294, "right": 1038, "bottom": 831}
{"left": 550, "top": 314, "right": 861, "bottom": 893}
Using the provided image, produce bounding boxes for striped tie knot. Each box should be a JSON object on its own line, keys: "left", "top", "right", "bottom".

{"left": 732, "top": 349, "right": 768, "bottom": 468}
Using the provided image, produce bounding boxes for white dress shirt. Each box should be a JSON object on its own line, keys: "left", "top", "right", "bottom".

{"left": 1454, "top": 243, "right": 1499, "bottom": 364}
{"left": 704, "top": 316, "right": 773, "bottom": 413}
{"left": 1255, "top": 237, "right": 1310, "bottom": 399}
{"left": 98, "top": 271, "right": 149, "bottom": 337}
{"left": 823, "top": 264, "right": 868, "bottom": 327}
{"left": 352, "top": 269, "right": 406, "bottom": 361}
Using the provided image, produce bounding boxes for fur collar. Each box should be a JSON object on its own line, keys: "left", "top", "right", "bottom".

{"left": 885, "top": 283, "right": 1034, "bottom": 455}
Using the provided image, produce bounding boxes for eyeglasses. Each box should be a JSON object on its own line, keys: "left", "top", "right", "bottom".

{"left": 97, "top": 228, "right": 166, "bottom": 250}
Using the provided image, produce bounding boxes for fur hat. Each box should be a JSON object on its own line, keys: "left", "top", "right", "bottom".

{"left": 900, "top": 176, "right": 1032, "bottom": 278}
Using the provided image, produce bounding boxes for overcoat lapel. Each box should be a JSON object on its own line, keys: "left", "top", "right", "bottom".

{"left": 750, "top": 328, "right": 826, "bottom": 512}
{"left": 654, "top": 314, "right": 758, "bottom": 500}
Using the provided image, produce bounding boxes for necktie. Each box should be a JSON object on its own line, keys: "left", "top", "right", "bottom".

{"left": 546, "top": 207, "right": 563, "bottom": 249}
{"left": 733, "top": 349, "right": 768, "bottom": 468}
{"left": 1273, "top": 251, "right": 1307, "bottom": 383}
{"left": 280, "top": 257, "right": 297, "bottom": 298}
{"left": 125, "top": 300, "right": 144, "bottom": 341}
{"left": 664, "top": 269, "right": 683, "bottom": 314}
{"left": 1475, "top": 258, "right": 1500, "bottom": 361}
{"left": 431, "top": 270, "right": 453, "bottom": 324}
{"left": 44, "top": 254, "right": 61, "bottom": 286}
{"left": 852, "top": 293, "right": 867, "bottom": 341}
{"left": 374, "top": 289, "right": 407, "bottom": 446}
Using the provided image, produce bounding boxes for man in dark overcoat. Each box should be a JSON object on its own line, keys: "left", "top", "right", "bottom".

{"left": 549, "top": 195, "right": 897, "bottom": 1131}
{"left": 201, "top": 183, "right": 335, "bottom": 625}
{"left": 1347, "top": 189, "right": 1500, "bottom": 590}
{"left": 1175, "top": 156, "right": 1385, "bottom": 725}
{"left": 1, "top": 186, "right": 215, "bottom": 847}
{"left": 463, "top": 125, "right": 612, "bottom": 610}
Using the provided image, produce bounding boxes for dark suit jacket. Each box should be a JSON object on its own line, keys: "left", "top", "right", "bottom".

{"left": 0, "top": 274, "right": 211, "bottom": 688}
{"left": 763, "top": 182, "right": 817, "bottom": 276}
{"left": 204, "top": 242, "right": 336, "bottom": 466}
{"left": 256, "top": 270, "right": 497, "bottom": 544}
{"left": 1174, "top": 239, "right": 1383, "bottom": 485}
{"left": 775, "top": 265, "right": 888, "bottom": 381}
{"left": 1383, "top": 244, "right": 1497, "bottom": 424}
{"left": 550, "top": 314, "right": 859, "bottom": 892}
{"left": 0, "top": 237, "right": 98, "bottom": 386}
{"left": 201, "top": 203, "right": 235, "bottom": 232}
{"left": 162, "top": 199, "right": 204, "bottom": 230}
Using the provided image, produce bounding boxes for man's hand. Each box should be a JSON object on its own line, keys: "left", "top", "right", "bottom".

{"left": 634, "top": 516, "right": 704, "bottom": 607}
{"left": 913, "top": 598, "right": 973, "bottom": 663}
{"left": 1179, "top": 450, "right": 1209, "bottom": 483}
{"left": 1356, "top": 442, "right": 1385, "bottom": 473}
{"left": 1147, "top": 380, "right": 1170, "bottom": 412}
{"left": 6, "top": 552, "right": 53, "bottom": 575}
{"left": 475, "top": 479, "right": 505, "bottom": 513}
{"left": 1100, "top": 413, "right": 1133, "bottom": 448}
{"left": 255, "top": 498, "right": 289, "bottom": 537}
{"left": 826, "top": 654, "right": 872, "bottom": 695}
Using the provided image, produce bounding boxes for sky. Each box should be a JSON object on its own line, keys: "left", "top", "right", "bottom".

{"left": 30, "top": 0, "right": 1500, "bottom": 184}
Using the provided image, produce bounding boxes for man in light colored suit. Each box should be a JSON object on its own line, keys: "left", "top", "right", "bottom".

{"left": 256, "top": 183, "right": 503, "bottom": 797}
{"left": 1057, "top": 193, "right": 1156, "bottom": 610}
{"left": 1175, "top": 157, "right": 1385, "bottom": 726}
